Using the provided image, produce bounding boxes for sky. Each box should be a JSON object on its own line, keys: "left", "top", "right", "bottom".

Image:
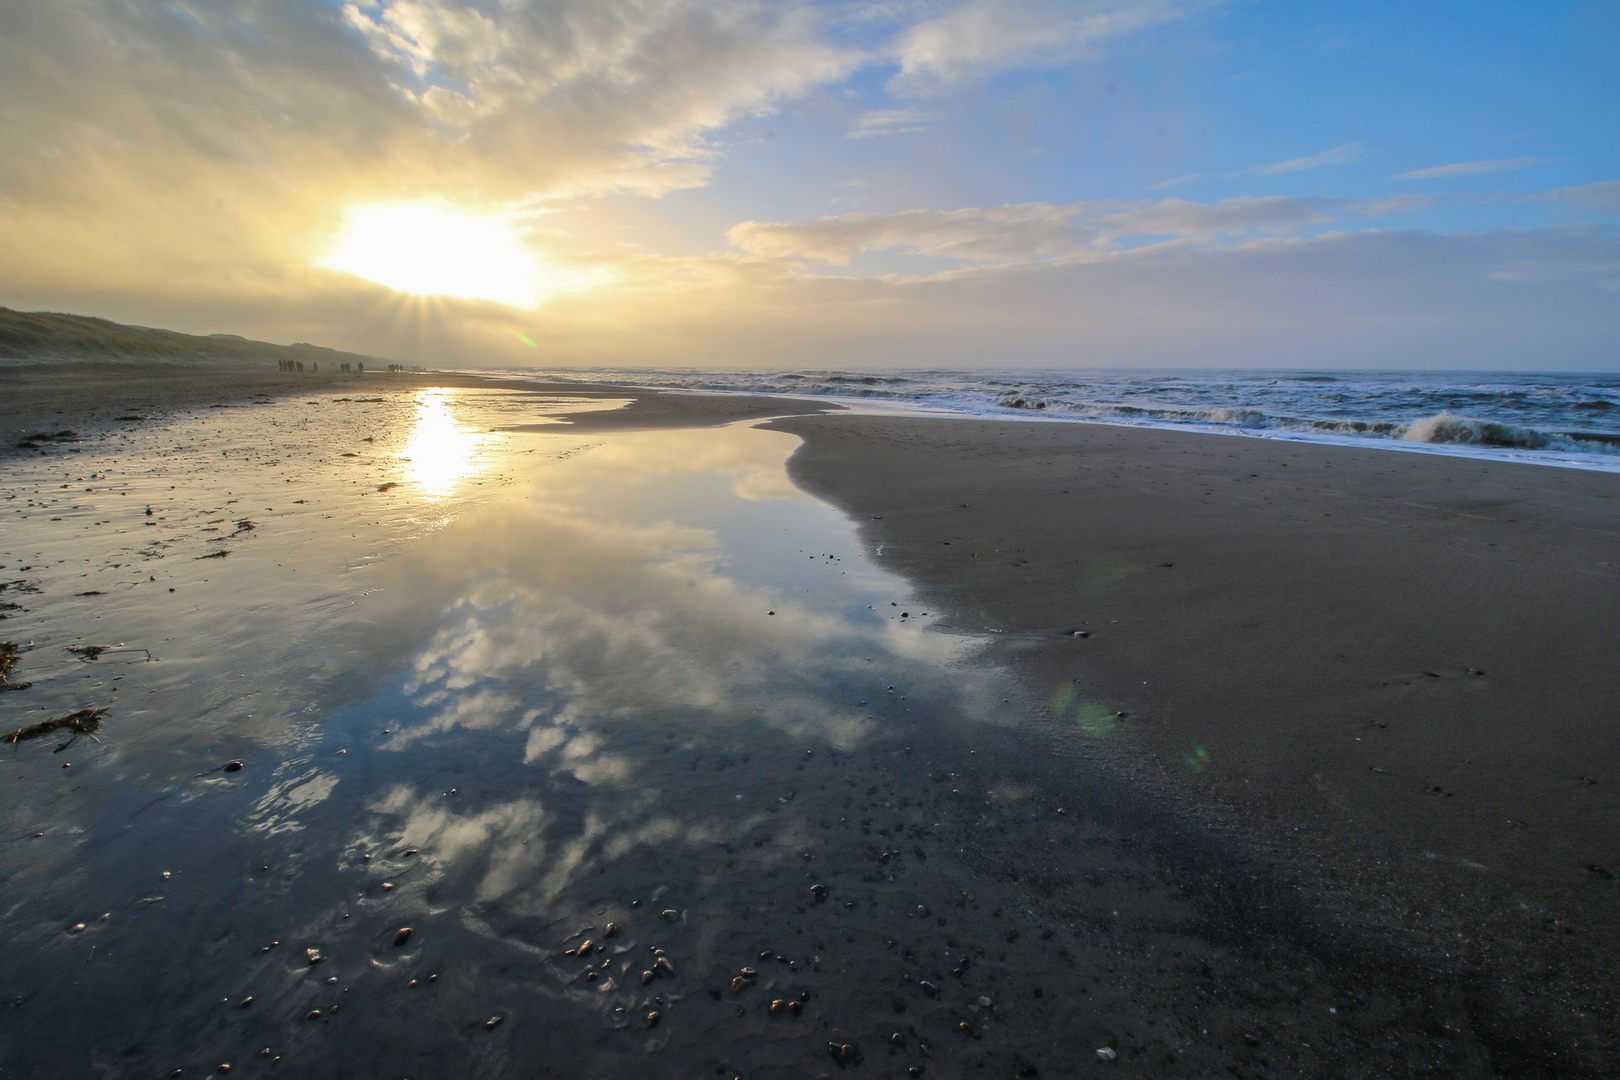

{"left": 0, "top": 0, "right": 1615, "bottom": 370}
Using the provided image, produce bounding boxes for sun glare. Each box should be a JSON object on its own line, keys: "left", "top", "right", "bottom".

{"left": 322, "top": 203, "right": 548, "bottom": 307}
{"left": 403, "top": 389, "right": 486, "bottom": 497}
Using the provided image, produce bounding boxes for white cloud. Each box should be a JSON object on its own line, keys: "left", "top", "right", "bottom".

{"left": 728, "top": 194, "right": 1341, "bottom": 263}
{"left": 888, "top": 0, "right": 1222, "bottom": 95}
{"left": 848, "top": 107, "right": 944, "bottom": 138}
{"left": 1395, "top": 157, "right": 1549, "bottom": 180}
{"left": 1245, "top": 142, "right": 1363, "bottom": 176}
{"left": 729, "top": 202, "right": 1099, "bottom": 263}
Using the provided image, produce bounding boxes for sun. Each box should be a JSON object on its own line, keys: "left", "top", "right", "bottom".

{"left": 321, "top": 202, "right": 549, "bottom": 307}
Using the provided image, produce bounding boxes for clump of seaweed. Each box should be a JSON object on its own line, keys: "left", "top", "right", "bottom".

{"left": 5, "top": 707, "right": 107, "bottom": 750}
{"left": 0, "top": 641, "right": 29, "bottom": 692}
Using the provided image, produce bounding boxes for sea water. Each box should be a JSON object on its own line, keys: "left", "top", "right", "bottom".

{"left": 508, "top": 367, "right": 1620, "bottom": 471}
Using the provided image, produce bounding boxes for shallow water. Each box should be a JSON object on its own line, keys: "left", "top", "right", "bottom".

{"left": 0, "top": 388, "right": 1490, "bottom": 1078}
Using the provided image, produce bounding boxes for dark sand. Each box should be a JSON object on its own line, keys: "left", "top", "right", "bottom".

{"left": 2, "top": 365, "right": 1617, "bottom": 1078}
{"left": 770, "top": 412, "right": 1620, "bottom": 1068}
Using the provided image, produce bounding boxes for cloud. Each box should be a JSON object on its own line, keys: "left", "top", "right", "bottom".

{"left": 727, "top": 194, "right": 1342, "bottom": 263}
{"left": 888, "top": 0, "right": 1222, "bottom": 95}
{"left": 1531, "top": 180, "right": 1620, "bottom": 209}
{"left": 1096, "top": 195, "right": 1336, "bottom": 237}
{"left": 1245, "top": 142, "right": 1363, "bottom": 176}
{"left": 0, "top": 0, "right": 870, "bottom": 309}
{"left": 728, "top": 201, "right": 1099, "bottom": 263}
{"left": 847, "top": 107, "right": 943, "bottom": 138}
{"left": 1395, "top": 157, "right": 1550, "bottom": 180}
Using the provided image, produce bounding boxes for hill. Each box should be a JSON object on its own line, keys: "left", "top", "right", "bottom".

{"left": 0, "top": 307, "right": 383, "bottom": 368}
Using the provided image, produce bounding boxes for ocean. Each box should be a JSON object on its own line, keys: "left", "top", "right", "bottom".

{"left": 507, "top": 367, "right": 1620, "bottom": 471}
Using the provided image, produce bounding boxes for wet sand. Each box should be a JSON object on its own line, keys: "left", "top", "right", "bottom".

{"left": 1, "top": 366, "right": 1616, "bottom": 1078}
{"left": 771, "top": 412, "right": 1620, "bottom": 1071}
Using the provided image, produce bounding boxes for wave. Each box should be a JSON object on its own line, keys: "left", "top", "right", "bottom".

{"left": 1396, "top": 412, "right": 1618, "bottom": 453}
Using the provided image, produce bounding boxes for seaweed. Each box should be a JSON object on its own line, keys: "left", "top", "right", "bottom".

{"left": 5, "top": 707, "right": 107, "bottom": 749}
{"left": 0, "top": 640, "right": 25, "bottom": 690}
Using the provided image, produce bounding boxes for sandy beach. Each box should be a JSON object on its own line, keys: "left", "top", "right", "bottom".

{"left": 2, "top": 365, "right": 1617, "bottom": 1078}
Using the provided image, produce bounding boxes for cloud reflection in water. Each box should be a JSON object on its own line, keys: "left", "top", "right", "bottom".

{"left": 347, "top": 422, "right": 998, "bottom": 909}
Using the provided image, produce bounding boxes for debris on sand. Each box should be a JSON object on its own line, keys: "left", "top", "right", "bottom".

{"left": 377, "top": 482, "right": 398, "bottom": 492}
{"left": 0, "top": 641, "right": 30, "bottom": 691}
{"left": 68, "top": 644, "right": 153, "bottom": 663}
{"left": 5, "top": 707, "right": 107, "bottom": 747}
{"left": 196, "top": 549, "right": 231, "bottom": 559}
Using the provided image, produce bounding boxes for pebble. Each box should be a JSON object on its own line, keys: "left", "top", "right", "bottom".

{"left": 604, "top": 922, "right": 619, "bottom": 937}
{"left": 305, "top": 948, "right": 324, "bottom": 966}
{"left": 978, "top": 996, "right": 992, "bottom": 1008}
{"left": 305, "top": 1010, "right": 321, "bottom": 1021}
{"left": 731, "top": 976, "right": 751, "bottom": 993}
{"left": 770, "top": 999, "right": 785, "bottom": 1015}
{"left": 237, "top": 996, "right": 253, "bottom": 1009}
{"left": 393, "top": 927, "right": 412, "bottom": 947}
{"left": 1096, "top": 1047, "right": 1117, "bottom": 1062}
{"left": 828, "top": 1042, "right": 859, "bottom": 1064}
{"left": 485, "top": 1016, "right": 502, "bottom": 1029}
{"left": 67, "top": 923, "right": 85, "bottom": 934}
{"left": 646, "top": 1010, "right": 661, "bottom": 1028}
{"left": 223, "top": 760, "right": 243, "bottom": 772}
{"left": 787, "top": 1000, "right": 803, "bottom": 1017}
{"left": 956, "top": 1022, "right": 975, "bottom": 1036}
{"left": 641, "top": 970, "right": 655, "bottom": 985}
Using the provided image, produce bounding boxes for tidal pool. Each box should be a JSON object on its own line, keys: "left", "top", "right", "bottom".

{"left": 0, "top": 387, "right": 1448, "bottom": 1079}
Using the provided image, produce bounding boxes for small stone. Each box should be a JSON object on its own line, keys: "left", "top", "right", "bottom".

{"left": 237, "top": 996, "right": 253, "bottom": 1008}
{"left": 305, "top": 1010, "right": 321, "bottom": 1021}
{"left": 67, "top": 923, "right": 85, "bottom": 934}
{"left": 223, "top": 760, "right": 243, "bottom": 772}
{"left": 731, "top": 976, "right": 751, "bottom": 993}
{"left": 660, "top": 908, "right": 678, "bottom": 921}
{"left": 393, "top": 927, "right": 412, "bottom": 946}
{"left": 1096, "top": 1047, "right": 1117, "bottom": 1062}
{"left": 739, "top": 966, "right": 757, "bottom": 977}
{"left": 889, "top": 1032, "right": 904, "bottom": 1046}
{"left": 645, "top": 1010, "right": 661, "bottom": 1028}
{"left": 577, "top": 940, "right": 595, "bottom": 956}
{"left": 787, "top": 1000, "right": 803, "bottom": 1017}
{"left": 306, "top": 948, "right": 324, "bottom": 965}
{"left": 641, "top": 970, "right": 655, "bottom": 985}
{"left": 977, "top": 996, "right": 992, "bottom": 1008}
{"left": 770, "top": 999, "right": 785, "bottom": 1015}
{"left": 604, "top": 922, "right": 619, "bottom": 937}
{"left": 956, "top": 1022, "right": 975, "bottom": 1036}
{"left": 485, "top": 1016, "right": 502, "bottom": 1029}
{"left": 810, "top": 884, "right": 827, "bottom": 902}
{"left": 828, "top": 1042, "right": 859, "bottom": 1064}
{"left": 381, "top": 882, "right": 394, "bottom": 891}
{"left": 1242, "top": 1033, "right": 1260, "bottom": 1046}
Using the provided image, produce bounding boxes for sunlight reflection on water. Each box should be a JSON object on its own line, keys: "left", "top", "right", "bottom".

{"left": 402, "top": 388, "right": 488, "bottom": 497}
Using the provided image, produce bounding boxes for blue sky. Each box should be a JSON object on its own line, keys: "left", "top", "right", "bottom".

{"left": 0, "top": 0, "right": 1614, "bottom": 368}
